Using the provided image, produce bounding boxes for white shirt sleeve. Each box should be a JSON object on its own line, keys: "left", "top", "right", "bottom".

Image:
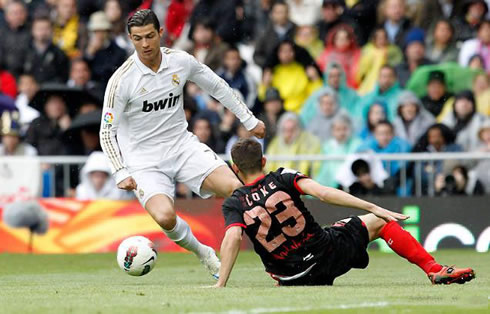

{"left": 99, "top": 76, "right": 130, "bottom": 184}
{"left": 186, "top": 53, "right": 259, "bottom": 131}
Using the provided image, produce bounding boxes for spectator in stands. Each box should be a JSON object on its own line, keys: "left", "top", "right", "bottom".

{"left": 453, "top": 0, "right": 488, "bottom": 43}
{"left": 265, "top": 112, "right": 321, "bottom": 176}
{"left": 317, "top": 0, "right": 360, "bottom": 46}
{"left": 435, "top": 164, "right": 485, "bottom": 196}
{"left": 317, "top": 24, "right": 360, "bottom": 88}
{"left": 357, "top": 120, "right": 412, "bottom": 176}
{"left": 380, "top": 0, "right": 412, "bottom": 48}
{"left": 24, "top": 16, "right": 69, "bottom": 84}
{"left": 473, "top": 72, "right": 490, "bottom": 115}
{"left": 104, "top": 0, "right": 133, "bottom": 55}
{"left": 306, "top": 88, "right": 347, "bottom": 142}
{"left": 243, "top": 0, "right": 273, "bottom": 41}
{"left": 294, "top": 25, "right": 324, "bottom": 60}
{"left": 191, "top": 116, "right": 225, "bottom": 154}
{"left": 76, "top": 151, "right": 133, "bottom": 200}
{"left": 395, "top": 28, "right": 433, "bottom": 87}
{"left": 356, "top": 27, "right": 403, "bottom": 95}
{"left": 411, "top": 123, "right": 463, "bottom": 194}
{"left": 300, "top": 62, "right": 359, "bottom": 125}
{"left": 84, "top": 11, "right": 126, "bottom": 87}
{"left": 186, "top": 18, "right": 228, "bottom": 71}
{"left": 286, "top": 0, "right": 322, "bottom": 27}
{"left": 359, "top": 99, "right": 389, "bottom": 140}
{"left": 0, "top": 110, "right": 37, "bottom": 156}
{"left": 225, "top": 123, "right": 265, "bottom": 159}
{"left": 216, "top": 46, "right": 256, "bottom": 109}
{"left": 0, "top": 0, "right": 30, "bottom": 77}
{"left": 188, "top": 0, "right": 245, "bottom": 44}
{"left": 467, "top": 54, "right": 487, "bottom": 69}
{"left": 472, "top": 120, "right": 490, "bottom": 192}
{"left": 164, "top": 0, "right": 193, "bottom": 46}
{"left": 414, "top": 0, "right": 462, "bottom": 31}
{"left": 393, "top": 91, "right": 435, "bottom": 146}
{"left": 420, "top": 70, "right": 454, "bottom": 119}
{"left": 459, "top": 19, "right": 490, "bottom": 71}
{"left": 356, "top": 65, "right": 402, "bottom": 122}
{"left": 343, "top": 0, "right": 380, "bottom": 45}
{"left": 314, "top": 114, "right": 361, "bottom": 187}
{"left": 67, "top": 58, "right": 104, "bottom": 103}
{"left": 347, "top": 159, "right": 386, "bottom": 196}
{"left": 253, "top": 0, "right": 296, "bottom": 68}
{"left": 25, "top": 95, "right": 71, "bottom": 155}
{"left": 259, "top": 40, "right": 322, "bottom": 113}
{"left": 15, "top": 74, "right": 40, "bottom": 127}
{"left": 442, "top": 90, "right": 487, "bottom": 151}
{"left": 425, "top": 19, "right": 459, "bottom": 63}
{"left": 257, "top": 88, "right": 285, "bottom": 148}
{"left": 0, "top": 62, "right": 17, "bottom": 99}
{"left": 53, "top": 0, "right": 85, "bottom": 58}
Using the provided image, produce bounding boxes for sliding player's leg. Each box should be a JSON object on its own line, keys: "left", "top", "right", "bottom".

{"left": 359, "top": 214, "right": 475, "bottom": 284}
{"left": 201, "top": 165, "right": 242, "bottom": 198}
{"left": 145, "top": 194, "right": 220, "bottom": 278}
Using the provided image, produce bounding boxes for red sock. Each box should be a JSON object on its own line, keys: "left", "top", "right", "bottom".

{"left": 379, "top": 221, "right": 442, "bottom": 274}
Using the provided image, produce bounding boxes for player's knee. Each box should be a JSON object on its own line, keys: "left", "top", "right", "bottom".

{"left": 153, "top": 210, "right": 176, "bottom": 230}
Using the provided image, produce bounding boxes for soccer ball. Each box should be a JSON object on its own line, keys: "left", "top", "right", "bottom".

{"left": 117, "top": 236, "right": 157, "bottom": 276}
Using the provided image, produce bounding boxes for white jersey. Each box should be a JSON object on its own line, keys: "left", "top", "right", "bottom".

{"left": 100, "top": 47, "right": 258, "bottom": 184}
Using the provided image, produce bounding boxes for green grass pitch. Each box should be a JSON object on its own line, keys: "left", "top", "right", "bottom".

{"left": 0, "top": 250, "right": 488, "bottom": 313}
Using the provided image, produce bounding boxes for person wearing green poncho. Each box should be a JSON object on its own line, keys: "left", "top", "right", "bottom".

{"left": 299, "top": 62, "right": 359, "bottom": 126}
{"left": 314, "top": 114, "right": 361, "bottom": 188}
{"left": 265, "top": 112, "right": 322, "bottom": 177}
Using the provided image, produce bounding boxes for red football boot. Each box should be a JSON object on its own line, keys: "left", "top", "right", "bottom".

{"left": 428, "top": 265, "right": 475, "bottom": 285}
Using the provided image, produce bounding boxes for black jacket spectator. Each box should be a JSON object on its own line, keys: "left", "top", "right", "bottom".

{"left": 414, "top": 0, "right": 463, "bottom": 31}
{"left": 25, "top": 115, "right": 68, "bottom": 155}
{"left": 318, "top": 0, "right": 363, "bottom": 44}
{"left": 85, "top": 40, "right": 126, "bottom": 87}
{"left": 0, "top": 1, "right": 30, "bottom": 78}
{"left": 24, "top": 43, "right": 69, "bottom": 84}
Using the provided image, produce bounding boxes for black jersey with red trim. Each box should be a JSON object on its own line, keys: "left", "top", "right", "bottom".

{"left": 222, "top": 168, "right": 330, "bottom": 276}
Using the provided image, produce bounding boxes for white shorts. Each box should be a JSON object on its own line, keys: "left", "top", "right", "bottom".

{"left": 131, "top": 135, "right": 226, "bottom": 207}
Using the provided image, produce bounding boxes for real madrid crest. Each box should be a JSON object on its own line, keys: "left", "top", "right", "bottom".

{"left": 172, "top": 74, "right": 180, "bottom": 86}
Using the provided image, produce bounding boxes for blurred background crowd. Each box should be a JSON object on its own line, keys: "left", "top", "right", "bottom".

{"left": 0, "top": 0, "right": 489, "bottom": 199}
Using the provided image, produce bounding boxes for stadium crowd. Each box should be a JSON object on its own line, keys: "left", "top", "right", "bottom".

{"left": 0, "top": 0, "right": 489, "bottom": 198}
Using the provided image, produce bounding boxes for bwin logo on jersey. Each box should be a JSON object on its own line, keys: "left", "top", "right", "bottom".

{"left": 142, "top": 93, "right": 180, "bottom": 112}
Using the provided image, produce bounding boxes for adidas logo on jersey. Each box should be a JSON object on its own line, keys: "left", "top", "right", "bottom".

{"left": 142, "top": 93, "right": 181, "bottom": 112}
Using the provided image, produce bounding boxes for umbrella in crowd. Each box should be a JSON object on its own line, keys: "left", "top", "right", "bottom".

{"left": 29, "top": 83, "right": 101, "bottom": 117}
{"left": 406, "top": 62, "right": 481, "bottom": 97}
{"left": 2, "top": 200, "right": 49, "bottom": 253}
{"left": 63, "top": 109, "right": 102, "bottom": 155}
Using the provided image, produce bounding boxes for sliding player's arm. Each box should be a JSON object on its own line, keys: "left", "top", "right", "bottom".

{"left": 297, "top": 178, "right": 408, "bottom": 222}
{"left": 99, "top": 76, "right": 136, "bottom": 190}
{"left": 186, "top": 53, "right": 265, "bottom": 138}
{"left": 215, "top": 197, "right": 246, "bottom": 287}
{"left": 214, "top": 226, "right": 242, "bottom": 288}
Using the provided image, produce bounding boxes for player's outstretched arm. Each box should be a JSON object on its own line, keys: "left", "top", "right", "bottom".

{"left": 214, "top": 226, "right": 243, "bottom": 288}
{"left": 187, "top": 53, "right": 266, "bottom": 138}
{"left": 297, "top": 178, "right": 408, "bottom": 222}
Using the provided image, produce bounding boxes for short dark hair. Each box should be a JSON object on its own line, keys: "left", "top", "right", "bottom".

{"left": 351, "top": 159, "right": 370, "bottom": 177}
{"left": 380, "top": 64, "right": 396, "bottom": 75}
{"left": 127, "top": 9, "right": 160, "bottom": 34}
{"left": 375, "top": 120, "right": 393, "bottom": 131}
{"left": 231, "top": 139, "right": 263, "bottom": 175}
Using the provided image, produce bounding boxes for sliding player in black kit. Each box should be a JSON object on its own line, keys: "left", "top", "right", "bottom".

{"left": 213, "top": 139, "right": 475, "bottom": 287}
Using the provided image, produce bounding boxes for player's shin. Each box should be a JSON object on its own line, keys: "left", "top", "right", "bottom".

{"left": 379, "top": 221, "right": 442, "bottom": 274}
{"left": 163, "top": 216, "right": 208, "bottom": 257}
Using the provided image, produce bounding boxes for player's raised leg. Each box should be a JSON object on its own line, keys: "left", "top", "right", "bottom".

{"left": 359, "top": 213, "right": 475, "bottom": 285}
{"left": 145, "top": 194, "right": 220, "bottom": 279}
{"left": 201, "top": 165, "right": 243, "bottom": 198}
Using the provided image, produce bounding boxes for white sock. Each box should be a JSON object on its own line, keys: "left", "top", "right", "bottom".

{"left": 163, "top": 216, "right": 208, "bottom": 258}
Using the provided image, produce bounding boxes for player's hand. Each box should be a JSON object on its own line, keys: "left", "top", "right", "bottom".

{"left": 250, "top": 120, "right": 266, "bottom": 139}
{"left": 371, "top": 206, "right": 408, "bottom": 222}
{"left": 117, "top": 177, "right": 137, "bottom": 191}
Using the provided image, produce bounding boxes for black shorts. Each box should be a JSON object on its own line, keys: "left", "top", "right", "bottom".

{"left": 278, "top": 216, "right": 370, "bottom": 286}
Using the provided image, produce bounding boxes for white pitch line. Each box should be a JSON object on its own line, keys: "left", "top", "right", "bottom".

{"left": 191, "top": 301, "right": 389, "bottom": 314}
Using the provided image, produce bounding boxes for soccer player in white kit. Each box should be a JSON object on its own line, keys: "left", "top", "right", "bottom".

{"left": 99, "top": 10, "right": 266, "bottom": 279}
